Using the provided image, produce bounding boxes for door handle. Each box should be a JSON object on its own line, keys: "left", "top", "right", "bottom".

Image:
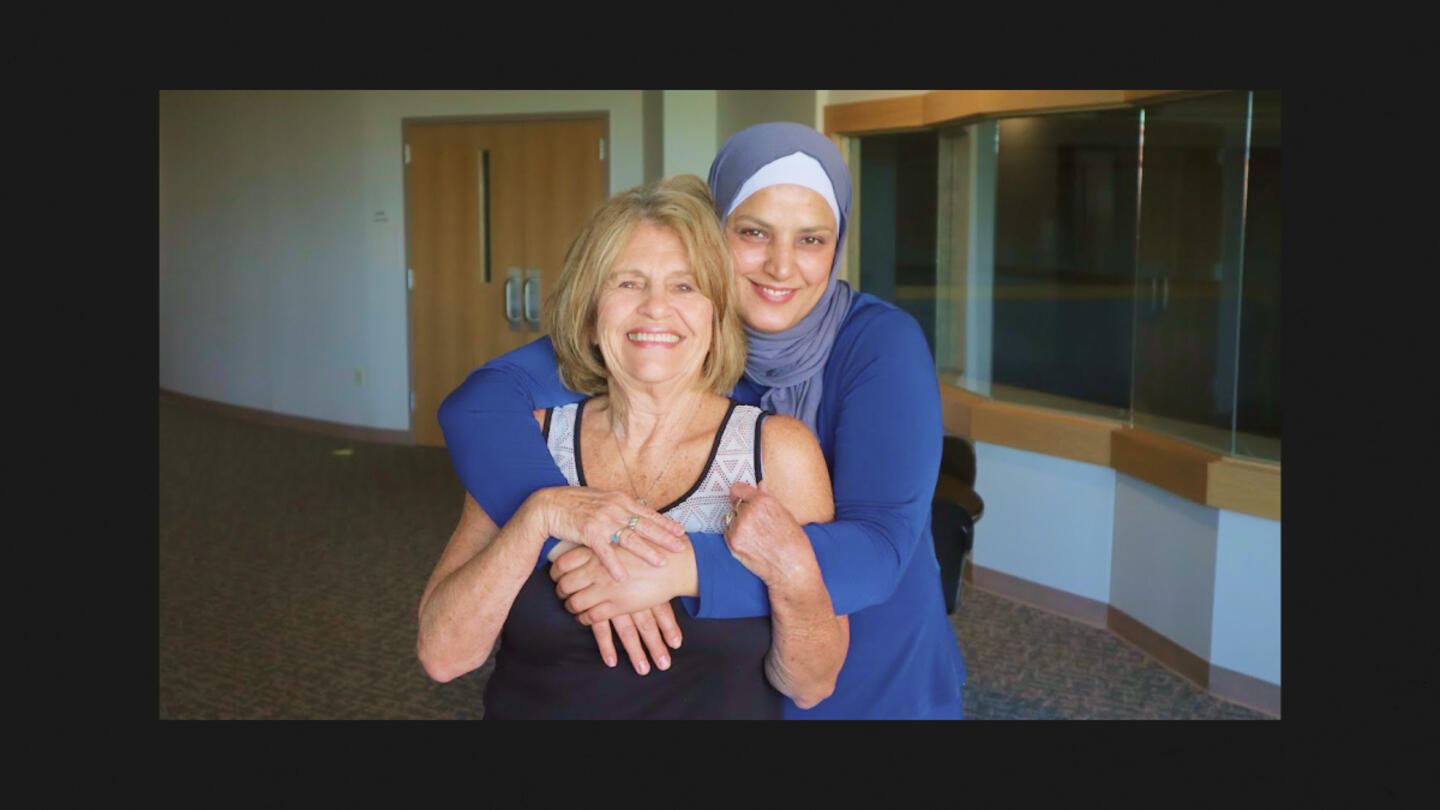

{"left": 505, "top": 267, "right": 523, "bottom": 330}
{"left": 523, "top": 268, "right": 542, "bottom": 330}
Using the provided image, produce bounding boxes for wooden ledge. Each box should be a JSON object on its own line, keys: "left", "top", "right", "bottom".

{"left": 1207, "top": 455, "right": 1281, "bottom": 521}
{"left": 975, "top": 400, "right": 1118, "bottom": 467}
{"left": 940, "top": 381, "right": 1280, "bottom": 522}
{"left": 1111, "top": 427, "right": 1220, "bottom": 505}
{"left": 825, "top": 89, "right": 1218, "bottom": 136}
{"left": 824, "top": 94, "right": 926, "bottom": 135}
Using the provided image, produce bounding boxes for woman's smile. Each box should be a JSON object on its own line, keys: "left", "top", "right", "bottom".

{"left": 626, "top": 328, "right": 683, "bottom": 346}
{"left": 748, "top": 280, "right": 799, "bottom": 304}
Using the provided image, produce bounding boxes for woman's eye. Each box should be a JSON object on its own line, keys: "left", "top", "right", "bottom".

{"left": 675, "top": 283, "right": 694, "bottom": 292}
{"left": 801, "top": 235, "right": 826, "bottom": 246}
{"left": 739, "top": 228, "right": 765, "bottom": 238}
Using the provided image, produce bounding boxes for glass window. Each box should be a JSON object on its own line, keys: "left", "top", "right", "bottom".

{"left": 990, "top": 110, "right": 1139, "bottom": 418}
{"left": 855, "top": 90, "right": 1280, "bottom": 460}
{"left": 856, "top": 130, "right": 939, "bottom": 355}
{"left": 1132, "top": 91, "right": 1251, "bottom": 453}
{"left": 1234, "top": 90, "right": 1281, "bottom": 459}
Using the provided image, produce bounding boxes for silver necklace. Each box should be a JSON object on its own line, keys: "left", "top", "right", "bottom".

{"left": 610, "top": 398, "right": 702, "bottom": 506}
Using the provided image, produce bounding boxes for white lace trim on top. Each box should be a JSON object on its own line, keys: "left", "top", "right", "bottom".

{"left": 545, "top": 401, "right": 764, "bottom": 534}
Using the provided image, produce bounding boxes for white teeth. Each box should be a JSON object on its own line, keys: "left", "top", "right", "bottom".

{"left": 628, "top": 332, "right": 680, "bottom": 343}
{"left": 755, "top": 285, "right": 795, "bottom": 301}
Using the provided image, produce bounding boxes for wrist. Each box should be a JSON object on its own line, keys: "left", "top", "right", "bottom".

{"left": 669, "top": 539, "right": 699, "bottom": 598}
{"left": 765, "top": 548, "right": 824, "bottom": 599}
{"left": 516, "top": 489, "right": 554, "bottom": 541}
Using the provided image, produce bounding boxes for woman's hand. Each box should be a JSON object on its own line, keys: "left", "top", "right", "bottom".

{"left": 587, "top": 604, "right": 684, "bottom": 676}
{"left": 723, "top": 481, "right": 815, "bottom": 588}
{"left": 550, "top": 542, "right": 696, "bottom": 624}
{"left": 524, "top": 486, "right": 688, "bottom": 583}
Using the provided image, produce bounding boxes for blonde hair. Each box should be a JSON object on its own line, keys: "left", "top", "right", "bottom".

{"left": 545, "top": 174, "right": 745, "bottom": 397}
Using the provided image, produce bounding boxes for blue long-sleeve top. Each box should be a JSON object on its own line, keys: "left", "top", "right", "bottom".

{"left": 438, "top": 292, "right": 966, "bottom": 719}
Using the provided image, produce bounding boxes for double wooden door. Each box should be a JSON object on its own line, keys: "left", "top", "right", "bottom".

{"left": 405, "top": 118, "right": 607, "bottom": 446}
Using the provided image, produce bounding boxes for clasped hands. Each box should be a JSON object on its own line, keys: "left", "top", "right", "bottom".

{"left": 548, "top": 480, "right": 808, "bottom": 676}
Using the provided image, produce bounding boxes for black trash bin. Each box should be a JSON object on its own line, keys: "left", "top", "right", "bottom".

{"left": 932, "top": 436, "right": 983, "bottom": 615}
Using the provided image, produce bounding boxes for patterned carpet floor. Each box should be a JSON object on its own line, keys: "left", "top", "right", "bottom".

{"left": 158, "top": 397, "right": 1270, "bottom": 720}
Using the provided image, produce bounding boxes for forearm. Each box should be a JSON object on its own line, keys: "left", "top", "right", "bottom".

{"left": 690, "top": 516, "right": 925, "bottom": 618}
{"left": 763, "top": 559, "right": 848, "bottom": 710}
{"left": 437, "top": 338, "right": 581, "bottom": 529}
{"left": 692, "top": 312, "right": 943, "bottom": 619}
{"left": 417, "top": 505, "right": 548, "bottom": 683}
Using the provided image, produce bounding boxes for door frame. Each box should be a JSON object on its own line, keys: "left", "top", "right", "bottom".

{"left": 400, "top": 111, "right": 611, "bottom": 441}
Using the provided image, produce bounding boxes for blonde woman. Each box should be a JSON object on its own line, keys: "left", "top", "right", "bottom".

{"left": 417, "top": 176, "right": 846, "bottom": 719}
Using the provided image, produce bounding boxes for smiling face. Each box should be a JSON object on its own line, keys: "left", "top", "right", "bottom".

{"left": 593, "top": 221, "right": 715, "bottom": 392}
{"left": 725, "top": 183, "right": 839, "bottom": 334}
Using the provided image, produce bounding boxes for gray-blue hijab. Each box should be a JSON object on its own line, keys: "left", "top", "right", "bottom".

{"left": 707, "top": 122, "right": 855, "bottom": 433}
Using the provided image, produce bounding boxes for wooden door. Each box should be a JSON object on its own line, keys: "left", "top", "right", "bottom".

{"left": 405, "top": 118, "right": 608, "bottom": 447}
{"left": 521, "top": 119, "right": 609, "bottom": 310}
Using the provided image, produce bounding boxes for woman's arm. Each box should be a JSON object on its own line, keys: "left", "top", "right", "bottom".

{"left": 439, "top": 339, "right": 688, "bottom": 582}
{"left": 692, "top": 307, "right": 941, "bottom": 618}
{"left": 437, "top": 337, "right": 579, "bottom": 530}
{"left": 559, "top": 308, "right": 943, "bottom": 621}
{"left": 416, "top": 493, "right": 550, "bottom": 683}
{"left": 553, "top": 414, "right": 849, "bottom": 706}
{"left": 735, "top": 414, "right": 847, "bottom": 710}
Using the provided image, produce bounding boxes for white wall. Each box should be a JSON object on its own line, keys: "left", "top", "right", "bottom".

{"left": 971, "top": 441, "right": 1116, "bottom": 604}
{"left": 1211, "top": 509, "right": 1282, "bottom": 683}
{"left": 160, "top": 90, "right": 645, "bottom": 430}
{"left": 661, "top": 91, "right": 718, "bottom": 178}
{"left": 971, "top": 440, "right": 1280, "bottom": 687}
{"left": 718, "top": 90, "right": 817, "bottom": 142}
{"left": 1110, "top": 473, "right": 1220, "bottom": 660}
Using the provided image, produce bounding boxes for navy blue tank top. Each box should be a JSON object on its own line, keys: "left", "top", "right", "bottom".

{"left": 483, "top": 399, "right": 781, "bottom": 719}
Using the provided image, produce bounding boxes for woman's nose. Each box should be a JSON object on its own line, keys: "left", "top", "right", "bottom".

{"left": 766, "top": 242, "right": 795, "bottom": 280}
{"left": 639, "top": 285, "right": 672, "bottom": 316}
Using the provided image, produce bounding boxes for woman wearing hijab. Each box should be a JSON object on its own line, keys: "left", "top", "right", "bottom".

{"left": 438, "top": 123, "right": 966, "bottom": 719}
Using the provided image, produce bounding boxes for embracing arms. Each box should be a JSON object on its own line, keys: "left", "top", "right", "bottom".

{"left": 437, "top": 309, "right": 939, "bottom": 636}
{"left": 735, "top": 414, "right": 847, "bottom": 709}
{"left": 417, "top": 487, "right": 688, "bottom": 683}
{"left": 437, "top": 340, "right": 686, "bottom": 582}
{"left": 562, "top": 308, "right": 944, "bottom": 622}
{"left": 551, "top": 413, "right": 848, "bottom": 708}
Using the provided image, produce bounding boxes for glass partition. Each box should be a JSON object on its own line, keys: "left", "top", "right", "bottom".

{"left": 857, "top": 130, "right": 939, "bottom": 355}
{"left": 856, "top": 90, "right": 1280, "bottom": 461}
{"left": 1234, "top": 90, "right": 1281, "bottom": 459}
{"left": 1131, "top": 92, "right": 1251, "bottom": 453}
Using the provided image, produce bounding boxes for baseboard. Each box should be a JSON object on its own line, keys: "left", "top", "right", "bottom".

{"left": 160, "top": 388, "right": 414, "bottom": 446}
{"left": 969, "top": 563, "right": 1109, "bottom": 628}
{"left": 1106, "top": 605, "right": 1211, "bottom": 691}
{"left": 966, "top": 562, "right": 1280, "bottom": 718}
{"left": 1209, "top": 663, "right": 1281, "bottom": 718}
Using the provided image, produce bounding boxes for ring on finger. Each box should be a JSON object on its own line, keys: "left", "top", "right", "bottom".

{"left": 610, "top": 526, "right": 626, "bottom": 544}
{"left": 626, "top": 514, "right": 639, "bottom": 530}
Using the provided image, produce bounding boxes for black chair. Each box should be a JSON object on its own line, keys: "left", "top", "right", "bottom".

{"left": 932, "top": 436, "right": 984, "bottom": 615}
